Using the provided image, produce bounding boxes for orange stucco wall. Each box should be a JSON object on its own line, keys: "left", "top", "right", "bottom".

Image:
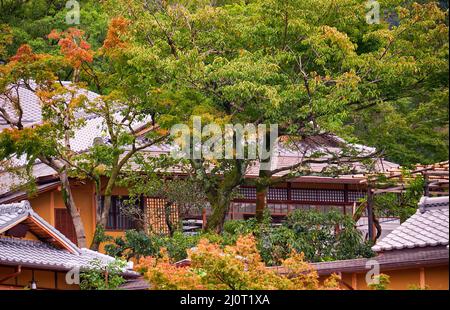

{"left": 24, "top": 180, "right": 128, "bottom": 248}
{"left": 322, "top": 265, "right": 449, "bottom": 290}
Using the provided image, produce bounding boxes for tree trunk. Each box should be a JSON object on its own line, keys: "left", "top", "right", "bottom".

{"left": 205, "top": 194, "right": 231, "bottom": 233}
{"left": 90, "top": 194, "right": 111, "bottom": 251}
{"left": 255, "top": 184, "right": 268, "bottom": 222}
{"left": 59, "top": 170, "right": 87, "bottom": 248}
{"left": 164, "top": 201, "right": 175, "bottom": 237}
{"left": 373, "top": 212, "right": 382, "bottom": 242}
{"left": 91, "top": 171, "right": 118, "bottom": 250}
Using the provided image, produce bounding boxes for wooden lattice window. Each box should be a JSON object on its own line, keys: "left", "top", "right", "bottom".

{"left": 145, "top": 198, "right": 179, "bottom": 235}
{"left": 238, "top": 187, "right": 256, "bottom": 200}
{"left": 291, "top": 189, "right": 317, "bottom": 201}
{"left": 348, "top": 191, "right": 366, "bottom": 202}
{"left": 267, "top": 188, "right": 288, "bottom": 201}
{"left": 55, "top": 209, "right": 77, "bottom": 245}
{"left": 290, "top": 189, "right": 346, "bottom": 203}
{"left": 319, "top": 190, "right": 345, "bottom": 202}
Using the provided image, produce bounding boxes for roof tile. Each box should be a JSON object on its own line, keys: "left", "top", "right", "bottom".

{"left": 373, "top": 196, "right": 449, "bottom": 252}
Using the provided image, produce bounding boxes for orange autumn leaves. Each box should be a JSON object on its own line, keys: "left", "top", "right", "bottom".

{"left": 47, "top": 17, "right": 130, "bottom": 65}
{"left": 9, "top": 16, "right": 130, "bottom": 71}
{"left": 135, "top": 235, "right": 341, "bottom": 290}
{"left": 10, "top": 44, "right": 42, "bottom": 63}
{"left": 102, "top": 16, "right": 130, "bottom": 52}
{"left": 48, "top": 28, "right": 93, "bottom": 68}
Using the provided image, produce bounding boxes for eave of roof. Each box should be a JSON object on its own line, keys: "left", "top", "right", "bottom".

{"left": 0, "top": 237, "right": 140, "bottom": 278}
{"left": 269, "top": 246, "right": 449, "bottom": 276}
{"left": 0, "top": 180, "right": 60, "bottom": 204}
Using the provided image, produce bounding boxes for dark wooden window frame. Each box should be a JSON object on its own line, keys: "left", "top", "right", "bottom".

{"left": 102, "top": 196, "right": 144, "bottom": 231}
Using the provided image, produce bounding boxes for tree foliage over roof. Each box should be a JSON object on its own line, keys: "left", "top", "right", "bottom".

{"left": 0, "top": 0, "right": 448, "bottom": 238}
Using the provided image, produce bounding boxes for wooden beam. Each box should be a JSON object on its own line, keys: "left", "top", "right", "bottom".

{"left": 28, "top": 216, "right": 78, "bottom": 254}
{"left": 373, "top": 186, "right": 406, "bottom": 195}
{"left": 422, "top": 171, "right": 450, "bottom": 176}
{"left": 0, "top": 265, "right": 22, "bottom": 284}
{"left": 428, "top": 191, "right": 450, "bottom": 196}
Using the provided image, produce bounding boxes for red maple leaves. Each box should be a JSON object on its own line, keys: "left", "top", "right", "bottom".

{"left": 48, "top": 28, "right": 94, "bottom": 68}
{"left": 10, "top": 44, "right": 40, "bottom": 63}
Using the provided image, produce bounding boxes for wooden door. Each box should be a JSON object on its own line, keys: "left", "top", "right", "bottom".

{"left": 54, "top": 209, "right": 78, "bottom": 245}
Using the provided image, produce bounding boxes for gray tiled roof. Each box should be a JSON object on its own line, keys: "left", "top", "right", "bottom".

{"left": 0, "top": 237, "right": 114, "bottom": 272}
{"left": 0, "top": 81, "right": 151, "bottom": 196}
{"left": 0, "top": 81, "right": 150, "bottom": 152}
{"left": 0, "top": 201, "right": 138, "bottom": 277}
{"left": 119, "top": 277, "right": 150, "bottom": 290}
{"left": 372, "top": 196, "right": 449, "bottom": 252}
{"left": 0, "top": 81, "right": 99, "bottom": 130}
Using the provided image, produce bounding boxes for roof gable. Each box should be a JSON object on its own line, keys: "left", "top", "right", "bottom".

{"left": 0, "top": 201, "right": 80, "bottom": 254}
{"left": 0, "top": 201, "right": 138, "bottom": 278}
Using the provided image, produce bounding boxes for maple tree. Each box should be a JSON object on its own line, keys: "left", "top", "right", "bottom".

{"left": 0, "top": 0, "right": 448, "bottom": 242}
{"left": 0, "top": 23, "right": 170, "bottom": 249}
{"left": 0, "top": 30, "right": 97, "bottom": 246}
{"left": 102, "top": 0, "right": 448, "bottom": 231}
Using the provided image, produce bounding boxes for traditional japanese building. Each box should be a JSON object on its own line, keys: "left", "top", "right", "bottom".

{"left": 1, "top": 82, "right": 401, "bottom": 247}
{"left": 301, "top": 196, "right": 449, "bottom": 290}
{"left": 0, "top": 201, "right": 138, "bottom": 290}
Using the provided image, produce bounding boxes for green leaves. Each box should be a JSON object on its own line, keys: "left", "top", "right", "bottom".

{"left": 79, "top": 258, "right": 127, "bottom": 290}
{"left": 0, "top": 125, "right": 58, "bottom": 160}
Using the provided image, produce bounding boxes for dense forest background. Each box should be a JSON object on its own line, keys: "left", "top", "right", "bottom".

{"left": 1, "top": 0, "right": 448, "bottom": 166}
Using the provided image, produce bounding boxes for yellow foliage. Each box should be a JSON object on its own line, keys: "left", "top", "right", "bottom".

{"left": 136, "top": 235, "right": 341, "bottom": 290}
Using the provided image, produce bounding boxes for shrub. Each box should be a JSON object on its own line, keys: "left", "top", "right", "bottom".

{"left": 105, "top": 210, "right": 374, "bottom": 266}
{"left": 282, "top": 209, "right": 374, "bottom": 263}
{"left": 104, "top": 230, "right": 157, "bottom": 260}
{"left": 80, "top": 259, "right": 126, "bottom": 290}
{"left": 136, "top": 235, "right": 341, "bottom": 290}
{"left": 368, "top": 274, "right": 390, "bottom": 290}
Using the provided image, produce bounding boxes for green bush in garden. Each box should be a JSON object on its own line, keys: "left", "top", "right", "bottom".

{"left": 80, "top": 259, "right": 126, "bottom": 290}
{"left": 105, "top": 209, "right": 374, "bottom": 266}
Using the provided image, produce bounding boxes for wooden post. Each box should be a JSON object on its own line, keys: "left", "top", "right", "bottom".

{"left": 419, "top": 267, "right": 426, "bottom": 289}
{"left": 343, "top": 184, "right": 349, "bottom": 215}
{"left": 287, "top": 182, "right": 292, "bottom": 201}
{"left": 287, "top": 183, "right": 292, "bottom": 215}
{"left": 202, "top": 207, "right": 207, "bottom": 229}
{"left": 367, "top": 185, "right": 375, "bottom": 242}
{"left": 344, "top": 184, "right": 349, "bottom": 203}
{"left": 424, "top": 174, "right": 430, "bottom": 197}
{"left": 351, "top": 273, "right": 358, "bottom": 290}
